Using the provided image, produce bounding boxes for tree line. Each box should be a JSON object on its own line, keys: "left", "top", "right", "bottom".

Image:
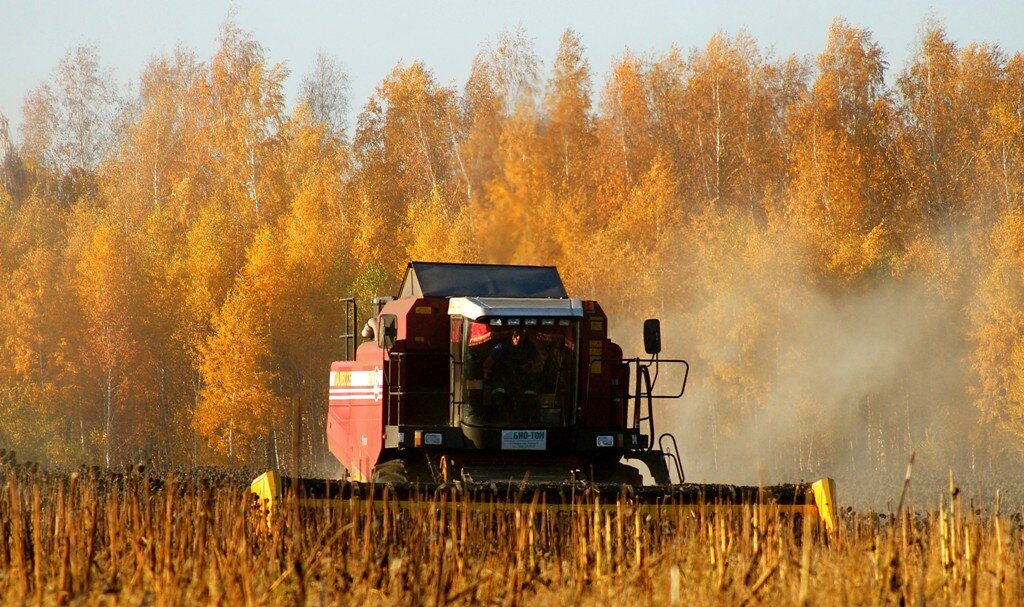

{"left": 1, "top": 18, "right": 1023, "bottom": 472}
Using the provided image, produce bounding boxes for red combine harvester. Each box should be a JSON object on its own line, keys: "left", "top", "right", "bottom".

{"left": 252, "top": 261, "right": 837, "bottom": 531}
{"left": 328, "top": 262, "right": 685, "bottom": 485}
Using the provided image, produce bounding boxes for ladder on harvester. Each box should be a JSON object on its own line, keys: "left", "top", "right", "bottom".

{"left": 340, "top": 297, "right": 357, "bottom": 361}
{"left": 631, "top": 357, "right": 688, "bottom": 484}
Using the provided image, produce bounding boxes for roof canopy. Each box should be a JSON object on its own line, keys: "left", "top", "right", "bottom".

{"left": 448, "top": 297, "right": 584, "bottom": 320}
{"left": 398, "top": 262, "right": 568, "bottom": 298}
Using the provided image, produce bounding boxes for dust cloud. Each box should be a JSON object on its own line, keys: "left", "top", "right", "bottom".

{"left": 609, "top": 244, "right": 1021, "bottom": 510}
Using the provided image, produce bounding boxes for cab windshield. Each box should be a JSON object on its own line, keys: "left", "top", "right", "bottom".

{"left": 456, "top": 319, "right": 578, "bottom": 427}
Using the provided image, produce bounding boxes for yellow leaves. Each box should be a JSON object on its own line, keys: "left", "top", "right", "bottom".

{"left": 401, "top": 189, "right": 477, "bottom": 264}
{"left": 813, "top": 222, "right": 886, "bottom": 279}
{"left": 75, "top": 219, "right": 124, "bottom": 320}
{"left": 9, "top": 20, "right": 1024, "bottom": 466}
{"left": 0, "top": 20, "right": 359, "bottom": 466}
{"left": 586, "top": 153, "right": 681, "bottom": 317}
{"left": 0, "top": 182, "right": 10, "bottom": 214}
{"left": 244, "top": 226, "right": 287, "bottom": 307}
{"left": 481, "top": 103, "right": 547, "bottom": 263}
{"left": 593, "top": 52, "right": 652, "bottom": 203}
{"left": 177, "top": 205, "right": 236, "bottom": 337}
{"left": 897, "top": 21, "right": 1010, "bottom": 232}
{"left": 544, "top": 29, "right": 594, "bottom": 192}
{"left": 358, "top": 61, "right": 458, "bottom": 201}
{"left": 546, "top": 29, "right": 592, "bottom": 133}
{"left": 980, "top": 100, "right": 1024, "bottom": 211}
{"left": 182, "top": 21, "right": 291, "bottom": 224}
{"left": 786, "top": 20, "right": 896, "bottom": 283}
{"left": 278, "top": 137, "right": 346, "bottom": 284}
{"left": 195, "top": 284, "right": 283, "bottom": 462}
{"left": 674, "top": 30, "right": 800, "bottom": 215}
{"left": 970, "top": 212, "right": 1024, "bottom": 434}
{"left": 3, "top": 247, "right": 61, "bottom": 382}
{"left": 0, "top": 185, "right": 12, "bottom": 272}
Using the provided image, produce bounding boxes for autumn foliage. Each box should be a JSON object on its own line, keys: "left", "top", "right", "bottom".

{"left": 1, "top": 18, "right": 1024, "bottom": 471}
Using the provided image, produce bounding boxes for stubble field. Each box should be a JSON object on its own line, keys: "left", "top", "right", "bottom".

{"left": 0, "top": 458, "right": 1020, "bottom": 606}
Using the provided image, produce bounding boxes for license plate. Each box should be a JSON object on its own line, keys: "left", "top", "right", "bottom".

{"left": 501, "top": 430, "right": 547, "bottom": 450}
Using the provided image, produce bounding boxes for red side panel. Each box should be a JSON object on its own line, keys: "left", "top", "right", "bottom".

{"left": 578, "top": 301, "right": 627, "bottom": 428}
{"left": 326, "top": 356, "right": 385, "bottom": 481}
{"left": 379, "top": 297, "right": 451, "bottom": 425}
{"left": 381, "top": 296, "right": 449, "bottom": 350}
{"left": 325, "top": 297, "right": 449, "bottom": 479}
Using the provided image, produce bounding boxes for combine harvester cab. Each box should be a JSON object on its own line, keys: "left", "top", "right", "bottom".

{"left": 252, "top": 262, "right": 837, "bottom": 531}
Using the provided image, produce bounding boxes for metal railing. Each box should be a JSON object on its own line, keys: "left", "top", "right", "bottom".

{"left": 450, "top": 358, "right": 464, "bottom": 423}
{"left": 658, "top": 433, "right": 685, "bottom": 483}
{"left": 340, "top": 297, "right": 357, "bottom": 361}
{"left": 586, "top": 357, "right": 690, "bottom": 451}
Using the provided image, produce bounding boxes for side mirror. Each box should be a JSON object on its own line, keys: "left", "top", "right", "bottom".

{"left": 379, "top": 314, "right": 398, "bottom": 350}
{"left": 643, "top": 319, "right": 662, "bottom": 355}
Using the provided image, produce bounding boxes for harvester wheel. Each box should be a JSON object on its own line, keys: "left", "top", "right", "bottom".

{"left": 372, "top": 455, "right": 435, "bottom": 484}
{"left": 592, "top": 462, "right": 643, "bottom": 487}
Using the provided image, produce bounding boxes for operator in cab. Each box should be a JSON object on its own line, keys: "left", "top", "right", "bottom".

{"left": 483, "top": 328, "right": 540, "bottom": 422}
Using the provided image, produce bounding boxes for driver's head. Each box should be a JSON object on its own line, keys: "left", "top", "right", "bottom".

{"left": 511, "top": 329, "right": 523, "bottom": 346}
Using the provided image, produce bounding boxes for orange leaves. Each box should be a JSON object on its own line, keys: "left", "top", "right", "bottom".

{"left": 546, "top": 30, "right": 593, "bottom": 158}
{"left": 401, "top": 188, "right": 478, "bottom": 264}
{"left": 591, "top": 53, "right": 654, "bottom": 215}
{"left": 979, "top": 62, "right": 1024, "bottom": 213}
{"left": 182, "top": 21, "right": 290, "bottom": 225}
{"left": 482, "top": 102, "right": 549, "bottom": 263}
{"left": 195, "top": 285, "right": 283, "bottom": 462}
{"left": 68, "top": 209, "right": 153, "bottom": 465}
{"left": 351, "top": 61, "right": 462, "bottom": 274}
{"left": 786, "top": 19, "right": 894, "bottom": 281}
{"left": 3, "top": 247, "right": 65, "bottom": 383}
{"left": 970, "top": 212, "right": 1024, "bottom": 433}
{"left": 9, "top": 19, "right": 1024, "bottom": 467}
{"left": 589, "top": 153, "right": 682, "bottom": 318}
{"left": 357, "top": 61, "right": 458, "bottom": 200}
{"left": 896, "top": 23, "right": 1013, "bottom": 234}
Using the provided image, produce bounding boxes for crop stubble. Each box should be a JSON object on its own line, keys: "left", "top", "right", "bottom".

{"left": 0, "top": 460, "right": 1021, "bottom": 606}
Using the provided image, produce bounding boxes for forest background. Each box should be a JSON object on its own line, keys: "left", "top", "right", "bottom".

{"left": 2, "top": 18, "right": 1023, "bottom": 503}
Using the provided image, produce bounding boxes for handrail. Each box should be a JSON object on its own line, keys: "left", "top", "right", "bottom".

{"left": 340, "top": 297, "right": 357, "bottom": 361}
{"left": 658, "top": 433, "right": 685, "bottom": 483}
{"left": 635, "top": 363, "right": 653, "bottom": 448}
{"left": 586, "top": 358, "right": 690, "bottom": 401}
{"left": 627, "top": 357, "right": 690, "bottom": 400}
{"left": 450, "top": 359, "right": 464, "bottom": 424}
{"left": 584, "top": 357, "right": 690, "bottom": 451}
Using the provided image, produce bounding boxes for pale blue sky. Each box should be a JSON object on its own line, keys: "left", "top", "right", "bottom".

{"left": 1, "top": 1, "right": 1022, "bottom": 141}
